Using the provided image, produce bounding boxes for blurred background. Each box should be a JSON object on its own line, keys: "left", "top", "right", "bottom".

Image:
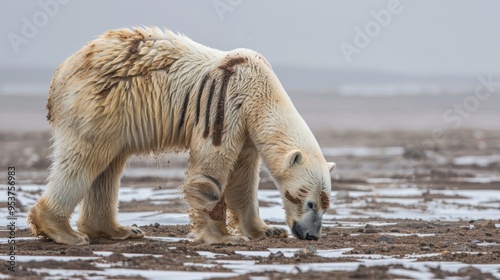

{"left": 1, "top": 0, "right": 499, "bottom": 132}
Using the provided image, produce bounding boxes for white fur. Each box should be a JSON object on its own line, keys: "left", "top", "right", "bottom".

{"left": 28, "top": 27, "right": 335, "bottom": 245}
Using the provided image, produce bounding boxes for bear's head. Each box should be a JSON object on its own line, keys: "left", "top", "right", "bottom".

{"left": 274, "top": 150, "right": 335, "bottom": 241}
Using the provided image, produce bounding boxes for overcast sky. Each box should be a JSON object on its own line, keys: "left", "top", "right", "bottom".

{"left": 1, "top": 0, "right": 499, "bottom": 76}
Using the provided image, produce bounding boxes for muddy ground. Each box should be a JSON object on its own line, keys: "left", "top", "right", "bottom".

{"left": 1, "top": 128, "right": 500, "bottom": 279}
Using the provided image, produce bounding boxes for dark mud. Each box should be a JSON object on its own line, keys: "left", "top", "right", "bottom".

{"left": 1, "top": 129, "right": 499, "bottom": 279}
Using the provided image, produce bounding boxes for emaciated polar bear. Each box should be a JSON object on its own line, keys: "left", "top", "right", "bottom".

{"left": 28, "top": 27, "right": 336, "bottom": 245}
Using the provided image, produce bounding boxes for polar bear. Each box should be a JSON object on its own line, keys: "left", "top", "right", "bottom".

{"left": 28, "top": 27, "right": 336, "bottom": 245}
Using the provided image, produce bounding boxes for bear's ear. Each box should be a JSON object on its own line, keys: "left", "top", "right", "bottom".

{"left": 286, "top": 150, "right": 303, "bottom": 168}
{"left": 327, "top": 162, "right": 336, "bottom": 173}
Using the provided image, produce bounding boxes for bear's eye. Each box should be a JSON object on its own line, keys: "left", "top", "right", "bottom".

{"left": 307, "top": 201, "right": 315, "bottom": 210}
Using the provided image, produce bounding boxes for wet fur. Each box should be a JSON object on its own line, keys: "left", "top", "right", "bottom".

{"left": 28, "top": 27, "right": 332, "bottom": 245}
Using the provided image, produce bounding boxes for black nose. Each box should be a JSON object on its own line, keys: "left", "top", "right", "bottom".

{"left": 305, "top": 233, "right": 319, "bottom": 241}
{"left": 292, "top": 222, "right": 319, "bottom": 241}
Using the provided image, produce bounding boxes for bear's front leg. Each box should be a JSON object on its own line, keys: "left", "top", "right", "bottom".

{"left": 183, "top": 173, "right": 249, "bottom": 244}
{"left": 225, "top": 140, "right": 288, "bottom": 240}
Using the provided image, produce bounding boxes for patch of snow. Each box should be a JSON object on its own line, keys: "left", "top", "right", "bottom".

{"left": 235, "top": 251, "right": 271, "bottom": 258}
{"left": 145, "top": 236, "right": 192, "bottom": 242}
{"left": 384, "top": 233, "right": 435, "bottom": 237}
{"left": 322, "top": 147, "right": 404, "bottom": 157}
{"left": 461, "top": 176, "right": 500, "bottom": 183}
{"left": 453, "top": 155, "right": 500, "bottom": 167}
{"left": 267, "top": 248, "right": 301, "bottom": 258}
{"left": 197, "top": 251, "right": 229, "bottom": 258}
{"left": 477, "top": 242, "right": 500, "bottom": 247}
{"left": 33, "top": 268, "right": 239, "bottom": 280}
{"left": 389, "top": 268, "right": 435, "bottom": 280}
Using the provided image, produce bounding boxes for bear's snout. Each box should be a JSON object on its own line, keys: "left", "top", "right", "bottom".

{"left": 292, "top": 221, "right": 320, "bottom": 241}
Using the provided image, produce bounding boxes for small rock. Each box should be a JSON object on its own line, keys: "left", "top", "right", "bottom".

{"left": 403, "top": 146, "right": 427, "bottom": 160}
{"left": 441, "top": 250, "right": 450, "bottom": 255}
{"left": 363, "top": 224, "right": 380, "bottom": 234}
{"left": 457, "top": 266, "right": 482, "bottom": 275}
{"left": 295, "top": 246, "right": 317, "bottom": 257}
{"left": 423, "top": 190, "right": 433, "bottom": 202}
{"left": 348, "top": 265, "right": 375, "bottom": 278}
{"left": 461, "top": 225, "right": 473, "bottom": 230}
{"left": 363, "top": 249, "right": 373, "bottom": 254}
{"left": 420, "top": 246, "right": 431, "bottom": 251}
{"left": 474, "top": 220, "right": 496, "bottom": 229}
{"left": 305, "top": 245, "right": 318, "bottom": 254}
{"left": 269, "top": 251, "right": 284, "bottom": 259}
{"left": 364, "top": 228, "right": 379, "bottom": 233}
{"left": 470, "top": 240, "right": 481, "bottom": 249}
{"left": 376, "top": 236, "right": 395, "bottom": 244}
{"left": 380, "top": 246, "right": 391, "bottom": 252}
{"left": 154, "top": 222, "right": 160, "bottom": 228}
{"left": 390, "top": 228, "right": 400, "bottom": 233}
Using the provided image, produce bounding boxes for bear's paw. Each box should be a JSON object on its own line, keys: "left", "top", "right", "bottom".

{"left": 196, "top": 234, "right": 250, "bottom": 245}
{"left": 262, "top": 227, "right": 289, "bottom": 239}
{"left": 109, "top": 226, "right": 145, "bottom": 240}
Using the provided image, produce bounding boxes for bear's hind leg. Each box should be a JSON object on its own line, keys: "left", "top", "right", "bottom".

{"left": 225, "top": 141, "right": 288, "bottom": 240}
{"left": 28, "top": 140, "right": 115, "bottom": 245}
{"left": 77, "top": 154, "right": 144, "bottom": 240}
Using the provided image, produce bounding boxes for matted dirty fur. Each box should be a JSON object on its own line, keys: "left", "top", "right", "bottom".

{"left": 28, "top": 27, "right": 335, "bottom": 245}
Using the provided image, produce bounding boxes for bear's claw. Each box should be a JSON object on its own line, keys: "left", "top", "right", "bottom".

{"left": 263, "top": 227, "right": 289, "bottom": 238}
{"left": 110, "top": 226, "right": 145, "bottom": 240}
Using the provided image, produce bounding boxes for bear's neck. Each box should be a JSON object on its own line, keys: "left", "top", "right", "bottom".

{"left": 246, "top": 89, "right": 322, "bottom": 177}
